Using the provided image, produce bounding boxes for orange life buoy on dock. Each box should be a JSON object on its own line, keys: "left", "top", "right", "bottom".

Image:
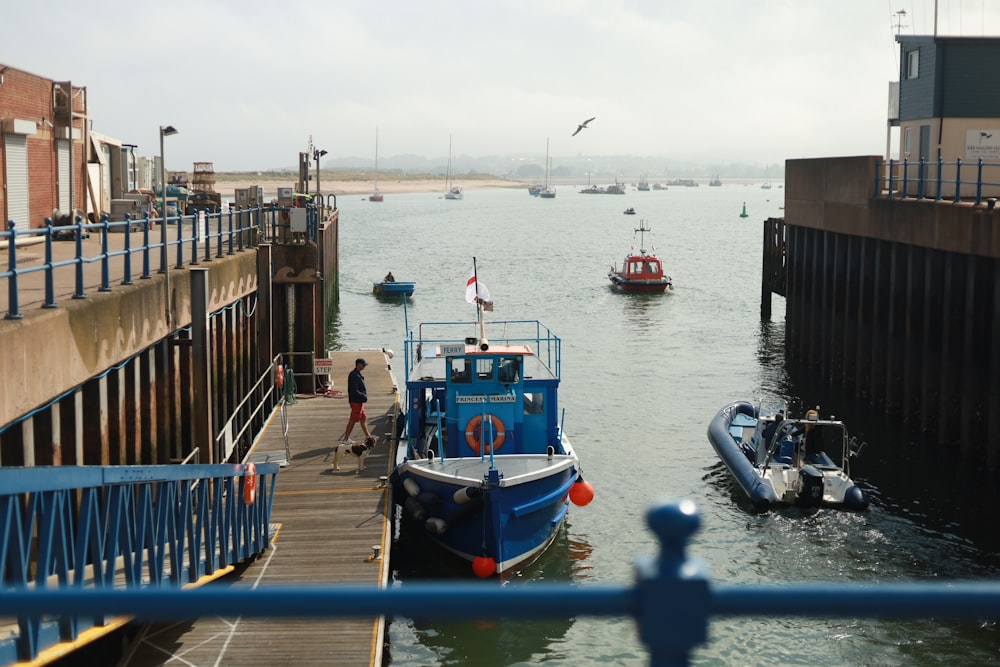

{"left": 243, "top": 462, "right": 257, "bottom": 505}
{"left": 276, "top": 364, "right": 285, "bottom": 390}
{"left": 465, "top": 414, "right": 506, "bottom": 454}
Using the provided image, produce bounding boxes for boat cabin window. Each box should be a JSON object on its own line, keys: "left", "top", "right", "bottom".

{"left": 629, "top": 261, "right": 644, "bottom": 274}
{"left": 524, "top": 391, "right": 544, "bottom": 414}
{"left": 646, "top": 260, "right": 659, "bottom": 274}
{"left": 450, "top": 358, "right": 471, "bottom": 383}
{"left": 476, "top": 358, "right": 495, "bottom": 380}
{"left": 498, "top": 357, "right": 520, "bottom": 383}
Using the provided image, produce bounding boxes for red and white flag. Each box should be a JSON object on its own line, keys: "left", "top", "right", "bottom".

{"left": 465, "top": 267, "right": 492, "bottom": 309}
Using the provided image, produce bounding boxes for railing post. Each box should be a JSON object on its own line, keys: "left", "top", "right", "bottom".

{"left": 99, "top": 214, "right": 112, "bottom": 292}
{"left": 191, "top": 211, "right": 201, "bottom": 266}
{"left": 216, "top": 208, "right": 225, "bottom": 258}
{"left": 227, "top": 206, "right": 235, "bottom": 256}
{"left": 5, "top": 221, "right": 23, "bottom": 320}
{"left": 634, "top": 499, "right": 709, "bottom": 667}
{"left": 43, "top": 219, "right": 57, "bottom": 309}
{"left": 176, "top": 212, "right": 185, "bottom": 269}
{"left": 122, "top": 214, "right": 134, "bottom": 285}
{"left": 73, "top": 215, "right": 86, "bottom": 299}
{"left": 141, "top": 214, "right": 152, "bottom": 279}
{"left": 901, "top": 159, "right": 909, "bottom": 198}
{"left": 888, "top": 159, "right": 896, "bottom": 199}
{"left": 954, "top": 157, "right": 963, "bottom": 202}
{"left": 976, "top": 158, "right": 984, "bottom": 205}
{"left": 917, "top": 159, "right": 926, "bottom": 199}
{"left": 935, "top": 155, "right": 944, "bottom": 200}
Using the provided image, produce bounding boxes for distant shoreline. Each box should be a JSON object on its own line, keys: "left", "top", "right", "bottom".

{"left": 214, "top": 177, "right": 525, "bottom": 198}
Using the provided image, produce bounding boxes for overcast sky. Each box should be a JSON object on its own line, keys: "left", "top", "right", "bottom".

{"left": 6, "top": 1, "right": 1000, "bottom": 171}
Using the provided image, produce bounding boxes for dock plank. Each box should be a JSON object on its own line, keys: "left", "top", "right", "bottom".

{"left": 122, "top": 351, "right": 400, "bottom": 667}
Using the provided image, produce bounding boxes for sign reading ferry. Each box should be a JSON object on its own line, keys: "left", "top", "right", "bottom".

{"left": 966, "top": 129, "right": 1000, "bottom": 160}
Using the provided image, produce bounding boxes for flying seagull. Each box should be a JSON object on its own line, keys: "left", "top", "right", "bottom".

{"left": 572, "top": 117, "right": 596, "bottom": 137}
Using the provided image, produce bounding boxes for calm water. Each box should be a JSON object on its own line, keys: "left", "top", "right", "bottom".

{"left": 329, "top": 185, "right": 1000, "bottom": 666}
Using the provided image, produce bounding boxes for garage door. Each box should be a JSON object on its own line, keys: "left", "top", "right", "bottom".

{"left": 57, "top": 139, "right": 70, "bottom": 211}
{"left": 4, "top": 134, "right": 28, "bottom": 225}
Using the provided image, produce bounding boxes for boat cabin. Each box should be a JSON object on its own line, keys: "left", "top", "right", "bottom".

{"left": 623, "top": 254, "right": 663, "bottom": 280}
{"left": 406, "top": 344, "right": 561, "bottom": 459}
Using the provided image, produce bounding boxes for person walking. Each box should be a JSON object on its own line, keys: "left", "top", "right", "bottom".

{"left": 340, "top": 358, "right": 374, "bottom": 444}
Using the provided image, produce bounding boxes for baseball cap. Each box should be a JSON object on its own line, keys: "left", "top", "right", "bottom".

{"left": 356, "top": 358, "right": 368, "bottom": 366}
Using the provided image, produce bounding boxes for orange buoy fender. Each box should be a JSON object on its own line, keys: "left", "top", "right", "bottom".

{"left": 472, "top": 554, "right": 496, "bottom": 578}
{"left": 569, "top": 475, "right": 595, "bottom": 506}
{"left": 243, "top": 462, "right": 257, "bottom": 505}
{"left": 465, "top": 414, "right": 506, "bottom": 453}
{"left": 276, "top": 364, "right": 285, "bottom": 390}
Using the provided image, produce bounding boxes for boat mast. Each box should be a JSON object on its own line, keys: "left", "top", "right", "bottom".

{"left": 472, "top": 256, "right": 488, "bottom": 350}
{"left": 635, "top": 221, "right": 651, "bottom": 254}
{"left": 374, "top": 126, "right": 379, "bottom": 190}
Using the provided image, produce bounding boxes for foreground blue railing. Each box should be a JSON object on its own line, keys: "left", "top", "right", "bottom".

{"left": 0, "top": 463, "right": 279, "bottom": 664}
{"left": 2, "top": 203, "right": 322, "bottom": 320}
{"left": 875, "top": 157, "right": 1000, "bottom": 206}
{"left": 3, "top": 499, "right": 999, "bottom": 667}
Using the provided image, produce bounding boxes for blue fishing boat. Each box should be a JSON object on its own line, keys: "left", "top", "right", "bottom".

{"left": 707, "top": 401, "right": 869, "bottom": 511}
{"left": 391, "top": 264, "right": 593, "bottom": 576}
{"left": 372, "top": 281, "right": 415, "bottom": 298}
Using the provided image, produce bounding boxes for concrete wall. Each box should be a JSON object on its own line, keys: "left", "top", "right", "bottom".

{"left": 0, "top": 251, "right": 259, "bottom": 429}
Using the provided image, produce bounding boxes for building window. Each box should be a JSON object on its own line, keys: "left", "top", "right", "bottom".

{"left": 907, "top": 50, "right": 919, "bottom": 79}
{"left": 904, "top": 127, "right": 911, "bottom": 159}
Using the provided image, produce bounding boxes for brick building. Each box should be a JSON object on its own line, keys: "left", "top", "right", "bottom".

{"left": 0, "top": 64, "right": 89, "bottom": 228}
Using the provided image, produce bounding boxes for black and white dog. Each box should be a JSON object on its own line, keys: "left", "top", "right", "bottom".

{"left": 332, "top": 436, "right": 378, "bottom": 471}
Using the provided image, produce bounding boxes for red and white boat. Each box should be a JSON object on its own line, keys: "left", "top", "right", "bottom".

{"left": 608, "top": 221, "right": 674, "bottom": 294}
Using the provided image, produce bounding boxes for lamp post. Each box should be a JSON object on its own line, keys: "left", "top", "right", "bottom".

{"left": 313, "top": 149, "right": 327, "bottom": 197}
{"left": 159, "top": 125, "right": 178, "bottom": 328}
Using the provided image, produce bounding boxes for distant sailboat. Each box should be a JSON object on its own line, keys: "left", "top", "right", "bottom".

{"left": 369, "top": 127, "right": 383, "bottom": 202}
{"left": 444, "top": 134, "right": 463, "bottom": 200}
{"left": 539, "top": 138, "right": 556, "bottom": 198}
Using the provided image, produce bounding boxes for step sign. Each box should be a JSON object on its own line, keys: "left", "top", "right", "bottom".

{"left": 314, "top": 358, "right": 333, "bottom": 375}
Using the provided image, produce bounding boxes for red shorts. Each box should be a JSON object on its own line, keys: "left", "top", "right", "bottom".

{"left": 350, "top": 402, "right": 367, "bottom": 420}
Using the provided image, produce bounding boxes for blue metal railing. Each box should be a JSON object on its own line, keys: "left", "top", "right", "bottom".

{"left": 2, "top": 203, "right": 323, "bottom": 320}
{"left": 0, "top": 462, "right": 279, "bottom": 664}
{"left": 2, "top": 499, "right": 999, "bottom": 667}
{"left": 405, "top": 319, "right": 562, "bottom": 385}
{"left": 875, "top": 157, "right": 1000, "bottom": 206}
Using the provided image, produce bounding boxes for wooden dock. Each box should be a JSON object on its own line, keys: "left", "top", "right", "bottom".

{"left": 121, "top": 350, "right": 400, "bottom": 667}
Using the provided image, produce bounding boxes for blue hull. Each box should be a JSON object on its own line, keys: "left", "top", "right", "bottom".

{"left": 373, "top": 281, "right": 415, "bottom": 297}
{"left": 393, "top": 457, "right": 577, "bottom": 574}
{"left": 706, "top": 401, "right": 777, "bottom": 509}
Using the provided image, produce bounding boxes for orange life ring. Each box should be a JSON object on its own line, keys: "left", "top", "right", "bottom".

{"left": 243, "top": 462, "right": 257, "bottom": 505}
{"left": 465, "top": 414, "right": 506, "bottom": 454}
{"left": 276, "top": 364, "right": 285, "bottom": 390}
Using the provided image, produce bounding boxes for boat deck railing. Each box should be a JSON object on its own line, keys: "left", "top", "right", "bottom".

{"left": 2, "top": 203, "right": 324, "bottom": 320}
{"left": 0, "top": 462, "right": 279, "bottom": 664}
{"left": 405, "top": 319, "right": 561, "bottom": 384}
{"left": 3, "top": 499, "right": 999, "bottom": 667}
{"left": 874, "top": 157, "right": 1000, "bottom": 206}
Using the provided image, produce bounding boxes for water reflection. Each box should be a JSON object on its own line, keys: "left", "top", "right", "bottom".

{"left": 388, "top": 521, "right": 590, "bottom": 666}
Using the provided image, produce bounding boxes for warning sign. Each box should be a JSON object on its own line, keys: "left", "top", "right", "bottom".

{"left": 314, "top": 358, "right": 333, "bottom": 375}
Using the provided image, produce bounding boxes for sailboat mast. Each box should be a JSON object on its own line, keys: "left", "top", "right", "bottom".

{"left": 374, "top": 126, "right": 379, "bottom": 188}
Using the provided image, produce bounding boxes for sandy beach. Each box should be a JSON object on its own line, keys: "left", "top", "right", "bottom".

{"left": 215, "top": 177, "right": 525, "bottom": 198}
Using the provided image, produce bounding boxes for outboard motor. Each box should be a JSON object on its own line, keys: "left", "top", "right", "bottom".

{"left": 796, "top": 465, "right": 824, "bottom": 508}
